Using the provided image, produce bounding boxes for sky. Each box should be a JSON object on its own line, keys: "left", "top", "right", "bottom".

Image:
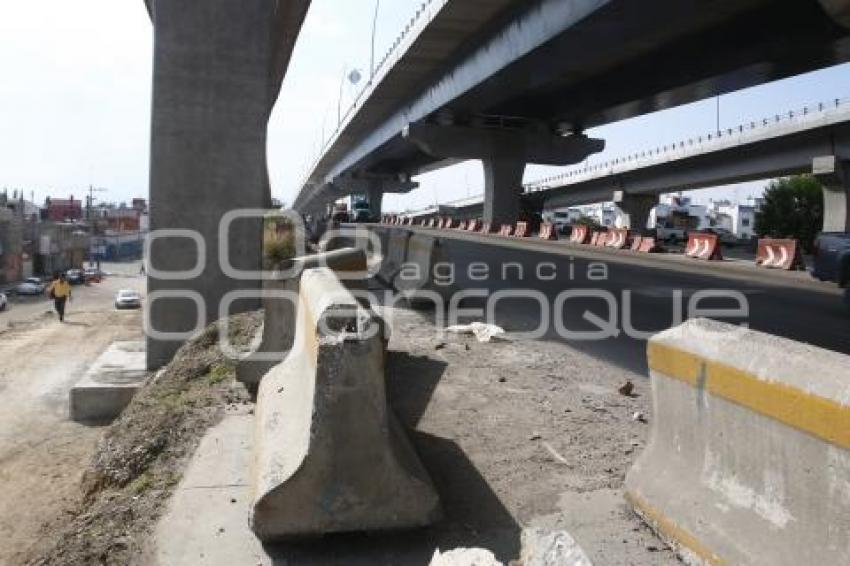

{"left": 2, "top": 0, "right": 850, "bottom": 212}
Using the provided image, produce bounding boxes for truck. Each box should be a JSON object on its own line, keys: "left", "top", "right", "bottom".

{"left": 350, "top": 199, "right": 374, "bottom": 223}
{"left": 812, "top": 232, "right": 850, "bottom": 309}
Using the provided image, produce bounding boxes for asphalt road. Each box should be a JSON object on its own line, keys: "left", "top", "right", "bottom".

{"left": 396, "top": 233, "right": 849, "bottom": 376}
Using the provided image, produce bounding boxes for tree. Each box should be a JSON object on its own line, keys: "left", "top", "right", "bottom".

{"left": 755, "top": 175, "right": 823, "bottom": 252}
{"left": 574, "top": 215, "right": 602, "bottom": 229}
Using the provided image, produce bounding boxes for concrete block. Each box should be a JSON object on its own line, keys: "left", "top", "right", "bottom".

{"left": 236, "top": 248, "right": 368, "bottom": 389}
{"left": 394, "top": 234, "right": 455, "bottom": 302}
{"left": 376, "top": 229, "right": 411, "bottom": 287}
{"left": 251, "top": 267, "right": 441, "bottom": 540}
{"left": 626, "top": 318, "right": 850, "bottom": 565}
{"left": 70, "top": 341, "right": 148, "bottom": 423}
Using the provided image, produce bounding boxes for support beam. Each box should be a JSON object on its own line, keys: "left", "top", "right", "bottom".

{"left": 483, "top": 159, "right": 526, "bottom": 226}
{"left": 403, "top": 122, "right": 604, "bottom": 166}
{"left": 613, "top": 191, "right": 658, "bottom": 233}
{"left": 145, "top": 0, "right": 308, "bottom": 369}
{"left": 814, "top": 156, "right": 850, "bottom": 232}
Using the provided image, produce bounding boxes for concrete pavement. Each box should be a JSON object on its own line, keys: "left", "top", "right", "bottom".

{"left": 372, "top": 225, "right": 848, "bottom": 376}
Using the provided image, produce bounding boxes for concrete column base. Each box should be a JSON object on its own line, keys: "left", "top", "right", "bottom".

{"left": 822, "top": 160, "right": 850, "bottom": 232}
{"left": 614, "top": 194, "right": 659, "bottom": 233}
{"left": 483, "top": 159, "right": 526, "bottom": 226}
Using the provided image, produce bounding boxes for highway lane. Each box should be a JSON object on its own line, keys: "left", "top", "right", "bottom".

{"left": 377, "top": 231, "right": 848, "bottom": 376}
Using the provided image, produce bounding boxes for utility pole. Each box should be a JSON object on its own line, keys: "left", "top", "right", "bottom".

{"left": 86, "top": 185, "right": 107, "bottom": 221}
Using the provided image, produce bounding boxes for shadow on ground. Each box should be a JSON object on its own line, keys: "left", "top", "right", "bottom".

{"left": 263, "top": 351, "right": 521, "bottom": 565}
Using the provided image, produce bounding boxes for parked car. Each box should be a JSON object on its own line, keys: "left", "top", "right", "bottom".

{"left": 65, "top": 268, "right": 84, "bottom": 284}
{"left": 114, "top": 289, "right": 142, "bottom": 310}
{"left": 813, "top": 232, "right": 850, "bottom": 287}
{"left": 84, "top": 268, "right": 104, "bottom": 282}
{"left": 0, "top": 292, "right": 7, "bottom": 311}
{"left": 15, "top": 277, "right": 46, "bottom": 296}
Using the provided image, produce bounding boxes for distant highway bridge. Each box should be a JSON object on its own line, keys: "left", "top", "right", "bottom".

{"left": 402, "top": 97, "right": 850, "bottom": 233}
{"left": 292, "top": 0, "right": 850, "bottom": 231}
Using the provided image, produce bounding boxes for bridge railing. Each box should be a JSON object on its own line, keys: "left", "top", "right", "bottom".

{"left": 525, "top": 95, "right": 850, "bottom": 192}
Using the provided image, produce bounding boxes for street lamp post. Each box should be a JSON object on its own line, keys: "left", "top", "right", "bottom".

{"left": 337, "top": 67, "right": 362, "bottom": 126}
{"left": 370, "top": 0, "right": 381, "bottom": 79}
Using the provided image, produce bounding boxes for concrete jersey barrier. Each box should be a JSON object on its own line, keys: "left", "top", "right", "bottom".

{"left": 376, "top": 228, "right": 411, "bottom": 287}
{"left": 626, "top": 318, "right": 850, "bottom": 565}
{"left": 236, "top": 248, "right": 368, "bottom": 389}
{"left": 251, "top": 268, "right": 441, "bottom": 540}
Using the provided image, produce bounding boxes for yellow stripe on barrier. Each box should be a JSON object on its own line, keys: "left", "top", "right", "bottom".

{"left": 626, "top": 490, "right": 727, "bottom": 566}
{"left": 648, "top": 341, "right": 850, "bottom": 450}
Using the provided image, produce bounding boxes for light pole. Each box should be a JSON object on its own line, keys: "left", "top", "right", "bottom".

{"left": 370, "top": 0, "right": 381, "bottom": 79}
{"left": 337, "top": 67, "right": 362, "bottom": 126}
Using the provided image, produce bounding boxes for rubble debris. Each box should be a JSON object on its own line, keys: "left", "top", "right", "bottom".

{"left": 445, "top": 322, "right": 506, "bottom": 343}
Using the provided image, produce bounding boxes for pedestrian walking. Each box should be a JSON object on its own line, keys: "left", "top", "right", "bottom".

{"left": 47, "top": 273, "right": 72, "bottom": 322}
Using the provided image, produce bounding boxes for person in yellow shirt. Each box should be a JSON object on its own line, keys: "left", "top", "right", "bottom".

{"left": 47, "top": 273, "right": 72, "bottom": 322}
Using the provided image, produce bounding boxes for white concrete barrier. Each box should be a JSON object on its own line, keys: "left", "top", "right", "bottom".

{"left": 376, "top": 228, "right": 410, "bottom": 287}
{"left": 626, "top": 318, "right": 850, "bottom": 565}
{"left": 250, "top": 267, "right": 441, "bottom": 540}
{"left": 394, "top": 233, "right": 456, "bottom": 302}
{"left": 70, "top": 341, "right": 148, "bottom": 422}
{"left": 236, "top": 248, "right": 367, "bottom": 389}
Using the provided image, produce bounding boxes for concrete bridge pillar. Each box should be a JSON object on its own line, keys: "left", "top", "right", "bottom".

{"left": 482, "top": 159, "right": 526, "bottom": 226}
{"left": 613, "top": 192, "right": 658, "bottom": 233}
{"left": 145, "top": 0, "right": 305, "bottom": 369}
{"left": 366, "top": 185, "right": 384, "bottom": 220}
{"left": 814, "top": 157, "right": 850, "bottom": 233}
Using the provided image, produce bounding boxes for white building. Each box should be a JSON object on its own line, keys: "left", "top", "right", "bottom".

{"left": 707, "top": 199, "right": 760, "bottom": 240}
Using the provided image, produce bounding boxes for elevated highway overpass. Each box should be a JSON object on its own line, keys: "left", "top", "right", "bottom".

{"left": 404, "top": 97, "right": 850, "bottom": 232}
{"left": 293, "top": 0, "right": 850, "bottom": 226}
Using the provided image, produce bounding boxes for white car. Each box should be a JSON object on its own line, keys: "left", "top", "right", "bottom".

{"left": 115, "top": 289, "right": 142, "bottom": 310}
{"left": 15, "top": 278, "right": 46, "bottom": 296}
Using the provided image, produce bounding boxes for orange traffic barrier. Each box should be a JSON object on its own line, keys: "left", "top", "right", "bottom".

{"left": 514, "top": 222, "right": 530, "bottom": 238}
{"left": 499, "top": 224, "right": 514, "bottom": 237}
{"left": 466, "top": 219, "right": 481, "bottom": 232}
{"left": 538, "top": 222, "right": 558, "bottom": 241}
{"left": 457, "top": 220, "right": 468, "bottom": 230}
{"left": 606, "top": 228, "right": 630, "bottom": 249}
{"left": 592, "top": 231, "right": 608, "bottom": 246}
{"left": 638, "top": 237, "right": 661, "bottom": 253}
{"left": 480, "top": 222, "right": 494, "bottom": 234}
{"left": 755, "top": 238, "right": 805, "bottom": 270}
{"left": 685, "top": 232, "right": 723, "bottom": 261}
{"left": 570, "top": 225, "right": 591, "bottom": 244}
{"left": 630, "top": 236, "right": 643, "bottom": 251}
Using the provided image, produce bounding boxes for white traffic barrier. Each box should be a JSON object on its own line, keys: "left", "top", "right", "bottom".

{"left": 626, "top": 318, "right": 850, "bottom": 565}
{"left": 376, "top": 228, "right": 411, "bottom": 287}
{"left": 236, "top": 248, "right": 368, "bottom": 389}
{"left": 393, "top": 233, "right": 456, "bottom": 302}
{"left": 251, "top": 267, "right": 441, "bottom": 540}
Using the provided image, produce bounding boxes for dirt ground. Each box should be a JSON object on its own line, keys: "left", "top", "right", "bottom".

{"left": 379, "top": 305, "right": 678, "bottom": 565}
{"left": 0, "top": 268, "right": 144, "bottom": 565}
{"left": 4, "top": 264, "right": 677, "bottom": 564}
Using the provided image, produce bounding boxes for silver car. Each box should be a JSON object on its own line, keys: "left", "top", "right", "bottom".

{"left": 15, "top": 278, "right": 46, "bottom": 296}
{"left": 115, "top": 289, "right": 142, "bottom": 309}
